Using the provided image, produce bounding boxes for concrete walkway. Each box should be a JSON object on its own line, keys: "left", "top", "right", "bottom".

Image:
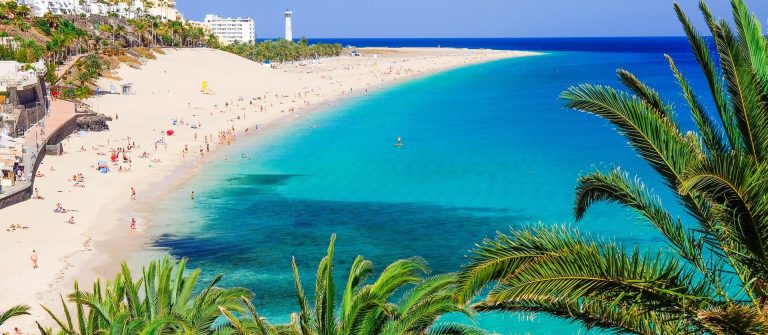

{"left": 0, "top": 99, "right": 76, "bottom": 204}
{"left": 25, "top": 99, "right": 76, "bottom": 148}
{"left": 55, "top": 53, "right": 90, "bottom": 83}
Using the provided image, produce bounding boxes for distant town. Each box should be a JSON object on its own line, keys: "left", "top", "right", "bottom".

{"left": 13, "top": 0, "right": 286, "bottom": 44}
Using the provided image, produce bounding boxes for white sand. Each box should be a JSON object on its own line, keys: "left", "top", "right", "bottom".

{"left": 0, "top": 47, "right": 537, "bottom": 332}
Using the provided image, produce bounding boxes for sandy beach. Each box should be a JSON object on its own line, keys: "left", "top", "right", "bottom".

{"left": 0, "top": 47, "right": 537, "bottom": 332}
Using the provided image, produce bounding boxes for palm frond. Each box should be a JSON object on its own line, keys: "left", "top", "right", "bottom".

{"left": 675, "top": 1, "right": 740, "bottom": 149}
{"left": 679, "top": 153, "right": 768, "bottom": 288}
{"left": 561, "top": 84, "right": 697, "bottom": 190}
{"left": 315, "top": 234, "right": 337, "bottom": 335}
{"left": 0, "top": 304, "right": 30, "bottom": 326}
{"left": 697, "top": 304, "right": 768, "bottom": 335}
{"left": 666, "top": 54, "right": 728, "bottom": 154}
{"left": 474, "top": 297, "right": 688, "bottom": 335}
{"left": 463, "top": 225, "right": 712, "bottom": 322}
{"left": 574, "top": 169, "right": 707, "bottom": 272}
{"left": 616, "top": 68, "right": 675, "bottom": 124}
{"left": 427, "top": 323, "right": 489, "bottom": 335}
{"left": 291, "top": 256, "right": 316, "bottom": 335}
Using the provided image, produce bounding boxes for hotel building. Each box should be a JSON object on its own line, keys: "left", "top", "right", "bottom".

{"left": 201, "top": 14, "right": 255, "bottom": 44}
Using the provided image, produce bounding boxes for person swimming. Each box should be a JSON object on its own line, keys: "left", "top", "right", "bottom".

{"left": 395, "top": 136, "right": 404, "bottom": 147}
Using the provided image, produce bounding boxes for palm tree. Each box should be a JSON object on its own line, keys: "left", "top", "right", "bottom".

{"left": 40, "top": 257, "right": 252, "bottom": 334}
{"left": 168, "top": 20, "right": 182, "bottom": 47}
{"left": 131, "top": 19, "right": 148, "bottom": 47}
{"left": 223, "top": 235, "right": 486, "bottom": 335}
{"left": 43, "top": 12, "right": 59, "bottom": 30}
{"left": 14, "top": 4, "right": 30, "bottom": 20}
{"left": 459, "top": 0, "right": 768, "bottom": 334}
{"left": 0, "top": 305, "right": 30, "bottom": 328}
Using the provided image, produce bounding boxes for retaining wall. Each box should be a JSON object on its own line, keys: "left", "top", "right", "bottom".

{"left": 0, "top": 113, "right": 78, "bottom": 210}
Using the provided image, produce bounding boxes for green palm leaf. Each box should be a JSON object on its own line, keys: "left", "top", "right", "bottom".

{"left": 478, "top": 226, "right": 710, "bottom": 314}
{"left": 0, "top": 304, "right": 30, "bottom": 327}
{"left": 574, "top": 169, "right": 706, "bottom": 272}
{"left": 427, "top": 323, "right": 489, "bottom": 335}
{"left": 675, "top": 2, "right": 739, "bottom": 150}
{"left": 665, "top": 54, "right": 728, "bottom": 154}
{"left": 616, "top": 69, "right": 675, "bottom": 124}
{"left": 474, "top": 297, "right": 688, "bottom": 335}
{"left": 561, "top": 84, "right": 697, "bottom": 190}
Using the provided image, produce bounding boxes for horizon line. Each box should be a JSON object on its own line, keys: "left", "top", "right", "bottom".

{"left": 251, "top": 36, "right": 697, "bottom": 40}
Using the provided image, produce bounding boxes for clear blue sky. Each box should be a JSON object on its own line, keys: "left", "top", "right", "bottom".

{"left": 177, "top": 1, "right": 768, "bottom": 39}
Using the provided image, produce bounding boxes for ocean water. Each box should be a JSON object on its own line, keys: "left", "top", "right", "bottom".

{"left": 303, "top": 37, "right": 697, "bottom": 53}
{"left": 147, "top": 39, "right": 710, "bottom": 334}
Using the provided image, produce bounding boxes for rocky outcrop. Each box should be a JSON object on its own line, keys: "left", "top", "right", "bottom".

{"left": 76, "top": 113, "right": 110, "bottom": 132}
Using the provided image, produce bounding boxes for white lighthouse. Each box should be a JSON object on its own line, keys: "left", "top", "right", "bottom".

{"left": 284, "top": 10, "right": 293, "bottom": 41}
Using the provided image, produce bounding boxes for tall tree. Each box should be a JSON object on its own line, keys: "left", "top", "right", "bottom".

{"left": 459, "top": 1, "right": 768, "bottom": 334}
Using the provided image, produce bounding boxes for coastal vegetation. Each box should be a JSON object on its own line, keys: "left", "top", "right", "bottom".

{"left": 250, "top": 235, "right": 485, "bottom": 335}
{"left": 40, "top": 257, "right": 253, "bottom": 335}
{"left": 0, "top": 2, "right": 342, "bottom": 100}
{"left": 457, "top": 0, "right": 768, "bottom": 334}
{"left": 221, "top": 38, "right": 343, "bottom": 63}
{"left": 39, "top": 236, "right": 482, "bottom": 335}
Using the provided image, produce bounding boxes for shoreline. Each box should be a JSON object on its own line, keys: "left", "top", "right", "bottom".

{"left": 94, "top": 50, "right": 538, "bottom": 279}
{"left": 0, "top": 47, "right": 539, "bottom": 332}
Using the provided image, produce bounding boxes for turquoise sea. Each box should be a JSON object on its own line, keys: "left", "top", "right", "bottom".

{"left": 147, "top": 39, "right": 710, "bottom": 334}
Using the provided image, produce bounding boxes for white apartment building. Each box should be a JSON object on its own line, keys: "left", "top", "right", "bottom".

{"left": 15, "top": 0, "right": 181, "bottom": 21}
{"left": 202, "top": 14, "right": 255, "bottom": 44}
{"left": 17, "top": 0, "right": 78, "bottom": 16}
{"left": 147, "top": 0, "right": 182, "bottom": 21}
{"left": 0, "top": 60, "right": 46, "bottom": 92}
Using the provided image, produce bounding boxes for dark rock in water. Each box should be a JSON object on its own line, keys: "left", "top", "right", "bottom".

{"left": 77, "top": 113, "right": 110, "bottom": 132}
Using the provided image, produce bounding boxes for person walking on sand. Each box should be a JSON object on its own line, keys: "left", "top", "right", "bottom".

{"left": 31, "top": 250, "right": 38, "bottom": 269}
{"left": 131, "top": 217, "right": 136, "bottom": 230}
{"left": 131, "top": 187, "right": 136, "bottom": 200}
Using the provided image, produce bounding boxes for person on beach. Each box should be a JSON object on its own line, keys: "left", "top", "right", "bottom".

{"left": 131, "top": 218, "right": 136, "bottom": 230}
{"left": 31, "top": 250, "right": 38, "bottom": 269}
{"left": 131, "top": 187, "right": 136, "bottom": 200}
{"left": 191, "top": 191, "right": 195, "bottom": 200}
{"left": 68, "top": 216, "right": 75, "bottom": 224}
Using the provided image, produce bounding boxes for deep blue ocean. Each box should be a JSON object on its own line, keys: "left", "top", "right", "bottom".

{"left": 147, "top": 38, "right": 710, "bottom": 334}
